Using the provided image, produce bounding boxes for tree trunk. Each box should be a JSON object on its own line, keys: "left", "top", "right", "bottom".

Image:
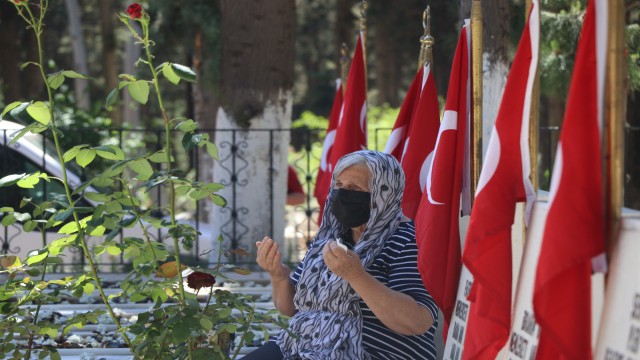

{"left": 335, "top": 0, "right": 353, "bottom": 78}
{"left": 100, "top": 0, "right": 121, "bottom": 126}
{"left": 371, "top": 2, "right": 402, "bottom": 107}
{"left": 0, "top": 2, "right": 22, "bottom": 103}
{"left": 64, "top": 0, "right": 90, "bottom": 110}
{"left": 480, "top": 0, "right": 510, "bottom": 156}
{"left": 211, "top": 0, "right": 295, "bottom": 263}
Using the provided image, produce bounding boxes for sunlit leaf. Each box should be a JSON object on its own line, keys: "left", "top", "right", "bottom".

{"left": 61, "top": 70, "right": 90, "bottom": 79}
{"left": 26, "top": 249, "right": 49, "bottom": 266}
{"left": 162, "top": 63, "right": 180, "bottom": 85}
{"left": 47, "top": 73, "right": 65, "bottom": 89}
{"left": 58, "top": 221, "right": 79, "bottom": 235}
{"left": 95, "top": 145, "right": 125, "bottom": 160}
{"left": 16, "top": 173, "right": 41, "bottom": 189}
{"left": 128, "top": 158, "right": 153, "bottom": 180}
{"left": 127, "top": 80, "right": 149, "bottom": 104}
{"left": 63, "top": 145, "right": 86, "bottom": 163}
{"left": 148, "top": 150, "right": 174, "bottom": 163}
{"left": 26, "top": 101, "right": 51, "bottom": 125}
{"left": 1, "top": 101, "right": 22, "bottom": 118}
{"left": 210, "top": 194, "right": 227, "bottom": 207}
{"left": 76, "top": 149, "right": 97, "bottom": 168}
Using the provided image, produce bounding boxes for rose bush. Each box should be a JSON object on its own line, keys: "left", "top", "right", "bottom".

{"left": 0, "top": 2, "right": 286, "bottom": 359}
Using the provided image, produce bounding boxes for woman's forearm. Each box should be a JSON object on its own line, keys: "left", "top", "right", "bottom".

{"left": 271, "top": 275, "right": 297, "bottom": 316}
{"left": 347, "top": 271, "right": 433, "bottom": 335}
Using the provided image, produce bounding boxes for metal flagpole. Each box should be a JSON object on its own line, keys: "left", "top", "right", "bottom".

{"left": 605, "top": 0, "right": 626, "bottom": 256}
{"left": 471, "top": 0, "right": 483, "bottom": 198}
{"left": 418, "top": 5, "right": 434, "bottom": 71}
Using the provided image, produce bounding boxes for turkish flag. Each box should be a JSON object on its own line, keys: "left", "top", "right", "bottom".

{"left": 399, "top": 63, "right": 441, "bottom": 219}
{"left": 461, "top": 2, "right": 538, "bottom": 359}
{"left": 533, "top": 1, "right": 606, "bottom": 358}
{"left": 415, "top": 23, "right": 470, "bottom": 335}
{"left": 316, "top": 32, "right": 367, "bottom": 224}
{"left": 314, "top": 79, "right": 343, "bottom": 223}
{"left": 384, "top": 66, "right": 423, "bottom": 161}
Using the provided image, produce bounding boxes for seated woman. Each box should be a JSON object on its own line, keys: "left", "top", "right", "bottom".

{"left": 247, "top": 150, "right": 438, "bottom": 360}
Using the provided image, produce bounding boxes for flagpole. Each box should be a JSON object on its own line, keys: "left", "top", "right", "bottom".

{"left": 605, "top": 0, "right": 626, "bottom": 255}
{"left": 359, "top": 0, "right": 368, "bottom": 70}
{"left": 340, "top": 42, "right": 350, "bottom": 94}
{"left": 418, "top": 5, "right": 434, "bottom": 71}
{"left": 471, "top": 0, "right": 483, "bottom": 198}
{"left": 526, "top": 0, "right": 540, "bottom": 193}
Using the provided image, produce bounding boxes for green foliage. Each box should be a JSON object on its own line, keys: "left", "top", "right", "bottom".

{"left": 627, "top": 23, "right": 640, "bottom": 93}
{"left": 0, "top": 2, "right": 286, "bottom": 360}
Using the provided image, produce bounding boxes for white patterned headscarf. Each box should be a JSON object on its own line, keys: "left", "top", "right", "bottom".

{"left": 277, "top": 150, "right": 405, "bottom": 359}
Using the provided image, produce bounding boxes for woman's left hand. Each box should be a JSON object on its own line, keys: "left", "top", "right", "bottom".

{"left": 322, "top": 241, "right": 365, "bottom": 282}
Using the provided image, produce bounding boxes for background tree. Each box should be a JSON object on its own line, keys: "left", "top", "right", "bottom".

{"left": 210, "top": 0, "right": 296, "bottom": 259}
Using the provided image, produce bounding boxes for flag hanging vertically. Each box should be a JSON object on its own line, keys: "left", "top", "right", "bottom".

{"left": 415, "top": 22, "right": 470, "bottom": 334}
{"left": 384, "top": 66, "right": 423, "bottom": 161}
{"left": 461, "top": 1, "right": 538, "bottom": 358}
{"left": 314, "top": 79, "right": 343, "bottom": 223}
{"left": 398, "top": 62, "right": 441, "bottom": 219}
{"left": 533, "top": 0, "right": 606, "bottom": 358}
{"left": 316, "top": 32, "right": 367, "bottom": 224}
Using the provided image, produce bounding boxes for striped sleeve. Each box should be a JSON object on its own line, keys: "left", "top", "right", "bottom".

{"left": 386, "top": 222, "right": 440, "bottom": 324}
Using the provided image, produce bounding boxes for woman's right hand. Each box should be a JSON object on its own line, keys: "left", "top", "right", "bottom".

{"left": 256, "top": 236, "right": 290, "bottom": 280}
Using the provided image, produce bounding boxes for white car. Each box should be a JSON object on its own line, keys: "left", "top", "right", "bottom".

{"left": 1, "top": 120, "right": 214, "bottom": 271}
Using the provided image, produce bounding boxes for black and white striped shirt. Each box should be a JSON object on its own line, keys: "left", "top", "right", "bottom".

{"left": 291, "top": 221, "right": 438, "bottom": 360}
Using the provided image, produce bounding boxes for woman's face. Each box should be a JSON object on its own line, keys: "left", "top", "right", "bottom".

{"left": 334, "top": 164, "right": 370, "bottom": 192}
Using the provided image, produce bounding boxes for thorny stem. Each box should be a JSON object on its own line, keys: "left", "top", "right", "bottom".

{"left": 120, "top": 179, "right": 159, "bottom": 262}
{"left": 126, "top": 13, "right": 192, "bottom": 360}
{"left": 16, "top": 1, "right": 133, "bottom": 350}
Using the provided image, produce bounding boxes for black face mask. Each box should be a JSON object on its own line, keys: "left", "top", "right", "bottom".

{"left": 331, "top": 188, "right": 371, "bottom": 228}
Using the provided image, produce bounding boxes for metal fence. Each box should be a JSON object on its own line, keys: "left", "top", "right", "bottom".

{"left": 1, "top": 124, "right": 639, "bottom": 270}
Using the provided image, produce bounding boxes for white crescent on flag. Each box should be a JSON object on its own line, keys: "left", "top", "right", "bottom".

{"left": 426, "top": 110, "right": 458, "bottom": 205}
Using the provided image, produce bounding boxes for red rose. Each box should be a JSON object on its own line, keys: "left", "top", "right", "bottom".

{"left": 126, "top": 3, "right": 143, "bottom": 19}
{"left": 186, "top": 271, "right": 216, "bottom": 290}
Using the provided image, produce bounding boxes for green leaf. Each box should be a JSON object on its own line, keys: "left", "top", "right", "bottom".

{"left": 106, "top": 245, "right": 122, "bottom": 255}
{"left": 205, "top": 141, "right": 218, "bottom": 159}
{"left": 189, "top": 189, "right": 208, "bottom": 200}
{"left": 210, "top": 194, "right": 227, "bottom": 207}
{"left": 162, "top": 63, "right": 181, "bottom": 85}
{"left": 148, "top": 150, "right": 174, "bottom": 163}
{"left": 26, "top": 101, "right": 51, "bottom": 125}
{"left": 26, "top": 249, "right": 49, "bottom": 266}
{"left": 172, "top": 319, "right": 192, "bottom": 343}
{"left": 83, "top": 283, "right": 95, "bottom": 295}
{"left": 76, "top": 149, "right": 97, "bottom": 168}
{"left": 9, "top": 102, "right": 33, "bottom": 123}
{"left": 63, "top": 145, "right": 86, "bottom": 162}
{"left": 127, "top": 80, "right": 149, "bottom": 104}
{"left": 1, "top": 214, "right": 16, "bottom": 227}
{"left": 105, "top": 87, "right": 119, "bottom": 111}
{"left": 58, "top": 221, "right": 79, "bottom": 235}
{"left": 176, "top": 119, "right": 197, "bottom": 132}
{"left": 23, "top": 220, "right": 37, "bottom": 232}
{"left": 1, "top": 101, "right": 22, "bottom": 118}
{"left": 61, "top": 70, "right": 90, "bottom": 79}
{"left": 199, "top": 317, "right": 213, "bottom": 331}
{"left": 171, "top": 63, "right": 197, "bottom": 83}
{"left": 0, "top": 173, "right": 26, "bottom": 188}
{"left": 128, "top": 159, "right": 153, "bottom": 180}
{"left": 202, "top": 183, "right": 224, "bottom": 192}
{"left": 39, "top": 326, "right": 58, "bottom": 339}
{"left": 47, "top": 73, "right": 65, "bottom": 90}
{"left": 16, "top": 173, "right": 41, "bottom": 188}
{"left": 84, "top": 192, "right": 111, "bottom": 202}
{"left": 95, "top": 145, "right": 125, "bottom": 160}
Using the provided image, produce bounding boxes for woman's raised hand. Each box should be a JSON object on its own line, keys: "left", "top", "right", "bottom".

{"left": 256, "top": 236, "right": 290, "bottom": 280}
